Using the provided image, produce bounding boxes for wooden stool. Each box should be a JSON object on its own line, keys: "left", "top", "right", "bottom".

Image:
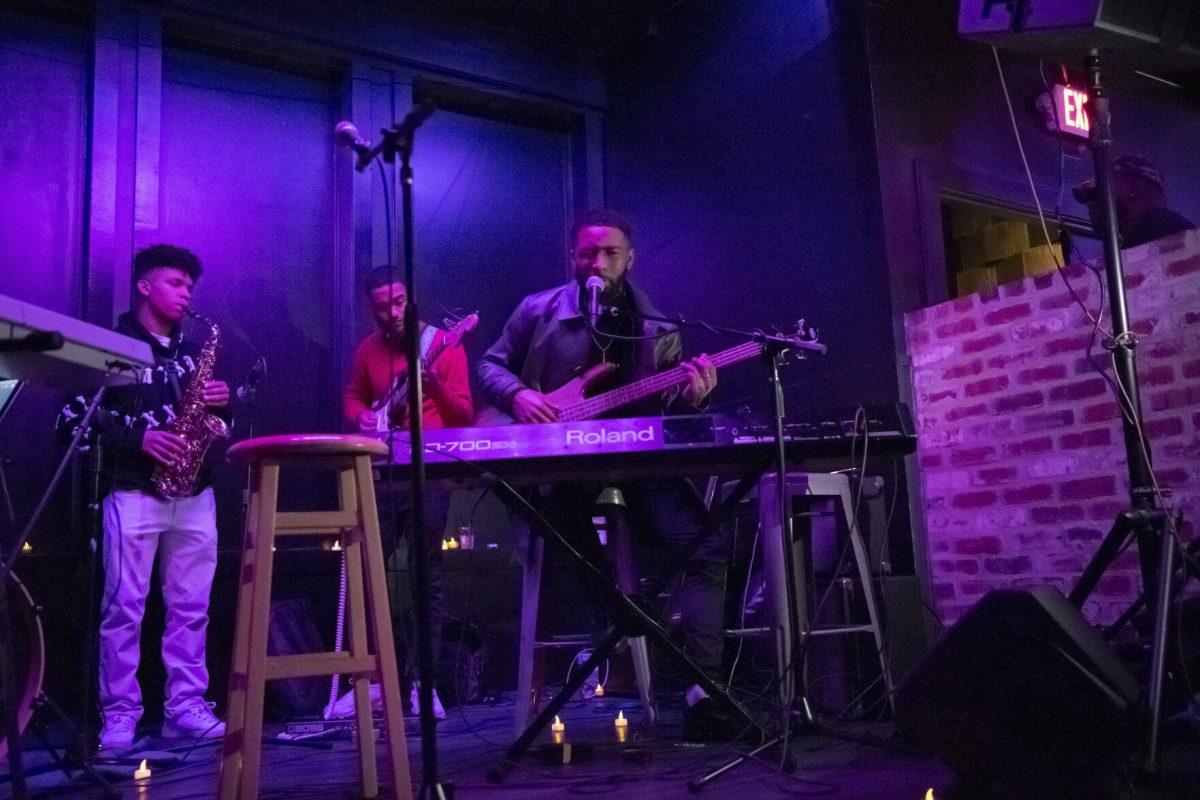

{"left": 220, "top": 434, "right": 411, "bottom": 800}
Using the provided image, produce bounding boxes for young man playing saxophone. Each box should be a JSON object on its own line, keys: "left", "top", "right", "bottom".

{"left": 58, "top": 244, "right": 230, "bottom": 751}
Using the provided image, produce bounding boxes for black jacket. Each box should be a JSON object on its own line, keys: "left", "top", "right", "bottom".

{"left": 475, "top": 279, "right": 701, "bottom": 419}
{"left": 56, "top": 311, "right": 230, "bottom": 496}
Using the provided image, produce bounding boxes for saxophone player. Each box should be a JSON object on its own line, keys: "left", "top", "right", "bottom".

{"left": 57, "top": 244, "right": 230, "bottom": 751}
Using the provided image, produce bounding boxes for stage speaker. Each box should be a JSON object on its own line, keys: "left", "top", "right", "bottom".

{"left": 895, "top": 586, "right": 1141, "bottom": 799}
{"left": 958, "top": 0, "right": 1200, "bottom": 73}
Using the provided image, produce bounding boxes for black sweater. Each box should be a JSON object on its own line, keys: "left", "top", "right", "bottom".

{"left": 56, "top": 311, "right": 231, "bottom": 496}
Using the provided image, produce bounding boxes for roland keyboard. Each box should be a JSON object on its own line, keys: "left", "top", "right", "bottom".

{"left": 375, "top": 406, "right": 914, "bottom": 485}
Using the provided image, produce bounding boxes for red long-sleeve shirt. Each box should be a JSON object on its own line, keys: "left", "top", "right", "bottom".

{"left": 343, "top": 328, "right": 473, "bottom": 430}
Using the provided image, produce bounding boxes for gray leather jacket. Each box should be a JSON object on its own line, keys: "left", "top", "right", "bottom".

{"left": 476, "top": 280, "right": 688, "bottom": 417}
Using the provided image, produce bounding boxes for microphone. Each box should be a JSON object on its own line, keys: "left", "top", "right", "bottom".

{"left": 236, "top": 357, "right": 266, "bottom": 402}
{"left": 334, "top": 121, "right": 372, "bottom": 172}
{"left": 585, "top": 276, "right": 604, "bottom": 324}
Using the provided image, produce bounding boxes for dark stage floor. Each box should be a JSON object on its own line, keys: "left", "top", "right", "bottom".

{"left": 9, "top": 694, "right": 953, "bottom": 800}
{"left": 8, "top": 695, "right": 1200, "bottom": 799}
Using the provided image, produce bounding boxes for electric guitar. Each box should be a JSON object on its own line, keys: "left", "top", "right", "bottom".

{"left": 477, "top": 321, "right": 819, "bottom": 425}
{"left": 373, "top": 312, "right": 478, "bottom": 432}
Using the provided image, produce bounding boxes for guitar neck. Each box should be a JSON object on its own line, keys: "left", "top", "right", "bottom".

{"left": 561, "top": 340, "right": 763, "bottom": 421}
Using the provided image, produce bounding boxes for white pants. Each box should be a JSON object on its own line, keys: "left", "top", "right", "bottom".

{"left": 99, "top": 488, "right": 217, "bottom": 720}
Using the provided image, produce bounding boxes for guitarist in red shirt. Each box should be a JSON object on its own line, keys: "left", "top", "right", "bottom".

{"left": 343, "top": 266, "right": 474, "bottom": 720}
{"left": 476, "top": 211, "right": 740, "bottom": 742}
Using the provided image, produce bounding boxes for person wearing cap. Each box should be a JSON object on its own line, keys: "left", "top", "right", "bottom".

{"left": 1073, "top": 154, "right": 1195, "bottom": 249}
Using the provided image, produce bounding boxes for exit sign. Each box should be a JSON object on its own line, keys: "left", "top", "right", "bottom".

{"left": 1053, "top": 84, "right": 1090, "bottom": 138}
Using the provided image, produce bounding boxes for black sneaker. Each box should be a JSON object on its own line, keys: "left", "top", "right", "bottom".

{"left": 681, "top": 697, "right": 748, "bottom": 743}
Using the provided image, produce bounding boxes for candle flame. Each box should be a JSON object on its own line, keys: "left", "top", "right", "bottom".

{"left": 925, "top": 790, "right": 935, "bottom": 800}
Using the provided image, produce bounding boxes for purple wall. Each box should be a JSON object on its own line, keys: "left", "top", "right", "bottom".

{"left": 604, "top": 2, "right": 897, "bottom": 413}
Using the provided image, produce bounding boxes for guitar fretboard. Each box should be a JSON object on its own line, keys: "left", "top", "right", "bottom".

{"left": 559, "top": 341, "right": 763, "bottom": 422}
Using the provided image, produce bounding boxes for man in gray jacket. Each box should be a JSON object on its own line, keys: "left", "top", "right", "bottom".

{"left": 477, "top": 210, "right": 739, "bottom": 741}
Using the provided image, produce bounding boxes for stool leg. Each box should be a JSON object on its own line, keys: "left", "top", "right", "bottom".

{"left": 221, "top": 465, "right": 261, "bottom": 799}
{"left": 354, "top": 455, "right": 411, "bottom": 800}
{"left": 608, "top": 509, "right": 657, "bottom": 724}
{"left": 835, "top": 479, "right": 895, "bottom": 713}
{"left": 515, "top": 532, "right": 543, "bottom": 737}
{"left": 222, "top": 460, "right": 280, "bottom": 800}
{"left": 757, "top": 474, "right": 795, "bottom": 715}
{"left": 341, "top": 469, "right": 380, "bottom": 798}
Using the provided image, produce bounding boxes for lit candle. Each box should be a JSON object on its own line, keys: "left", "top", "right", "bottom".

{"left": 551, "top": 715, "right": 565, "bottom": 732}
{"left": 133, "top": 759, "right": 151, "bottom": 780}
{"left": 615, "top": 724, "right": 628, "bottom": 743}
{"left": 613, "top": 710, "right": 627, "bottom": 728}
{"left": 553, "top": 729, "right": 565, "bottom": 746}
{"left": 446, "top": 537, "right": 460, "bottom": 550}
{"left": 593, "top": 684, "right": 604, "bottom": 697}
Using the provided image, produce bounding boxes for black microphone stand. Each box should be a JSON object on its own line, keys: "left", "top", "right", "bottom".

{"left": 349, "top": 104, "right": 448, "bottom": 800}
{"left": 595, "top": 304, "right": 829, "bottom": 790}
{"left": 1065, "top": 51, "right": 1182, "bottom": 778}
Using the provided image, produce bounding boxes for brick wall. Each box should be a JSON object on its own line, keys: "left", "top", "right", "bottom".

{"left": 904, "top": 230, "right": 1200, "bottom": 625}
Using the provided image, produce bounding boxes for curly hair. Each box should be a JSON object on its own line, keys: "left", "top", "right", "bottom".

{"left": 570, "top": 209, "right": 635, "bottom": 246}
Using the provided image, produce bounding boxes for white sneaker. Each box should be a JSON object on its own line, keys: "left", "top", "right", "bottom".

{"left": 326, "top": 682, "right": 384, "bottom": 719}
{"left": 163, "top": 701, "right": 226, "bottom": 739}
{"left": 99, "top": 713, "right": 137, "bottom": 750}
{"left": 409, "top": 686, "right": 446, "bottom": 721}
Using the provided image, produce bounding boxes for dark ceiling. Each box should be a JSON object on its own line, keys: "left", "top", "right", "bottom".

{"left": 401, "top": 0, "right": 688, "bottom": 55}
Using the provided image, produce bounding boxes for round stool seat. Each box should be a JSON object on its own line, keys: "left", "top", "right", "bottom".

{"left": 227, "top": 433, "right": 388, "bottom": 465}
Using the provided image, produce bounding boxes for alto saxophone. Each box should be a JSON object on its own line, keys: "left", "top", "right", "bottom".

{"left": 152, "top": 310, "right": 230, "bottom": 500}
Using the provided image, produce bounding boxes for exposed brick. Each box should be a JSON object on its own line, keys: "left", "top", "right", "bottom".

{"left": 1005, "top": 436, "right": 1053, "bottom": 457}
{"left": 921, "top": 388, "right": 958, "bottom": 405}
{"left": 1165, "top": 254, "right": 1200, "bottom": 278}
{"left": 987, "top": 350, "right": 1038, "bottom": 370}
{"left": 945, "top": 402, "right": 989, "bottom": 422}
{"left": 954, "top": 536, "right": 1003, "bottom": 556}
{"left": 1022, "top": 409, "right": 1075, "bottom": 432}
{"left": 1182, "top": 359, "right": 1200, "bottom": 380}
{"left": 1074, "top": 356, "right": 1109, "bottom": 376}
{"left": 1043, "top": 334, "right": 1091, "bottom": 357}
{"left": 1003, "top": 483, "right": 1052, "bottom": 504}
{"left": 934, "top": 559, "right": 980, "bottom": 575}
{"left": 1017, "top": 364, "right": 1068, "bottom": 384}
{"left": 1156, "top": 468, "right": 1192, "bottom": 488}
{"left": 1123, "top": 272, "right": 1146, "bottom": 289}
{"left": 1131, "top": 317, "right": 1161, "bottom": 336}
{"left": 941, "top": 360, "right": 983, "bottom": 381}
{"left": 1012, "top": 317, "right": 1068, "bottom": 342}
{"left": 1032, "top": 273, "right": 1055, "bottom": 291}
{"left": 1184, "top": 311, "right": 1200, "bottom": 329}
{"left": 1145, "top": 417, "right": 1184, "bottom": 439}
{"left": 935, "top": 317, "right": 978, "bottom": 338}
{"left": 1149, "top": 384, "right": 1200, "bottom": 412}
{"left": 1048, "top": 378, "right": 1107, "bottom": 403}
{"left": 1040, "top": 290, "right": 1087, "bottom": 311}
{"left": 962, "top": 332, "right": 1006, "bottom": 354}
{"left": 1030, "top": 504, "right": 1086, "bottom": 524}
{"left": 933, "top": 583, "right": 956, "bottom": 601}
{"left": 1002, "top": 282, "right": 1026, "bottom": 298}
{"left": 952, "top": 490, "right": 998, "bottom": 509}
{"left": 984, "top": 302, "right": 1032, "bottom": 326}
{"left": 1083, "top": 402, "right": 1120, "bottom": 424}
{"left": 974, "top": 467, "right": 1017, "bottom": 486}
{"left": 1149, "top": 340, "right": 1186, "bottom": 359}
{"left": 1059, "top": 475, "right": 1118, "bottom": 500}
{"left": 992, "top": 391, "right": 1043, "bottom": 413}
{"left": 1059, "top": 428, "right": 1112, "bottom": 449}
{"left": 949, "top": 446, "right": 998, "bottom": 466}
{"left": 1140, "top": 365, "right": 1175, "bottom": 386}
{"left": 1064, "top": 526, "right": 1105, "bottom": 545}
{"left": 964, "top": 375, "right": 1010, "bottom": 398}
{"left": 1089, "top": 502, "right": 1125, "bottom": 522}
{"left": 919, "top": 452, "right": 942, "bottom": 469}
{"left": 984, "top": 556, "right": 1033, "bottom": 575}
{"left": 952, "top": 297, "right": 976, "bottom": 314}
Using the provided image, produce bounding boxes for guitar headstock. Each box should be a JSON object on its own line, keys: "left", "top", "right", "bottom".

{"left": 779, "top": 318, "right": 824, "bottom": 355}
{"left": 442, "top": 311, "right": 479, "bottom": 347}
